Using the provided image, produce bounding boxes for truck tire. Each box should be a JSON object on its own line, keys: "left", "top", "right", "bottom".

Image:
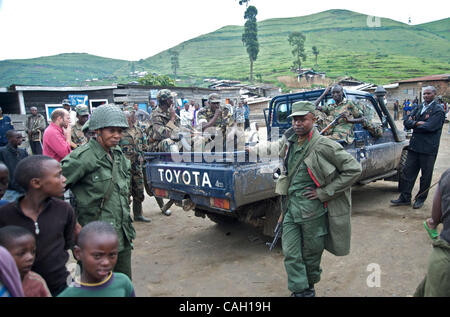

{"left": 397, "top": 149, "right": 408, "bottom": 191}
{"left": 206, "top": 213, "right": 238, "bottom": 225}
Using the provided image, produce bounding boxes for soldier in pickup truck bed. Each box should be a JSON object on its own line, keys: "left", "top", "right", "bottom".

{"left": 195, "top": 93, "right": 234, "bottom": 150}
{"left": 314, "top": 85, "right": 383, "bottom": 142}
{"left": 147, "top": 89, "right": 181, "bottom": 153}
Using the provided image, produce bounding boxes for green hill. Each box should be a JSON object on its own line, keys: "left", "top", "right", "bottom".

{"left": 0, "top": 9, "right": 449, "bottom": 87}
{"left": 142, "top": 9, "right": 450, "bottom": 85}
{"left": 0, "top": 53, "right": 131, "bottom": 86}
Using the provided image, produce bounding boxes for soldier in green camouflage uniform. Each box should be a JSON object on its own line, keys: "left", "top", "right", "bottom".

{"left": 147, "top": 89, "right": 181, "bottom": 152}
{"left": 70, "top": 105, "right": 90, "bottom": 149}
{"left": 196, "top": 93, "right": 234, "bottom": 150}
{"left": 61, "top": 104, "right": 135, "bottom": 279}
{"left": 120, "top": 110, "right": 151, "bottom": 223}
{"left": 315, "top": 85, "right": 383, "bottom": 141}
{"left": 146, "top": 89, "right": 180, "bottom": 216}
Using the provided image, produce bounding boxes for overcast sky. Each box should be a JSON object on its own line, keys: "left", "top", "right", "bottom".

{"left": 0, "top": 0, "right": 448, "bottom": 61}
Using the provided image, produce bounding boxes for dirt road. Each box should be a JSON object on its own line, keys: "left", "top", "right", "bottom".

{"left": 132, "top": 123, "right": 450, "bottom": 297}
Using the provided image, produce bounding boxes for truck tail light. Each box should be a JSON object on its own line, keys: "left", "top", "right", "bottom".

{"left": 154, "top": 188, "right": 168, "bottom": 198}
{"left": 210, "top": 198, "right": 230, "bottom": 210}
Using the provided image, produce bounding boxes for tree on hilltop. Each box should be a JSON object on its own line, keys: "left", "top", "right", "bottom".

{"left": 242, "top": 5, "right": 259, "bottom": 82}
{"left": 288, "top": 32, "right": 306, "bottom": 74}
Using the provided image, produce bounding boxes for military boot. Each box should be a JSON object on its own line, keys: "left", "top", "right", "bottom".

{"left": 303, "top": 285, "right": 316, "bottom": 297}
{"left": 133, "top": 201, "right": 151, "bottom": 223}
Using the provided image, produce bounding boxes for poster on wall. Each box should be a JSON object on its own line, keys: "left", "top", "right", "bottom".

{"left": 44, "top": 104, "right": 63, "bottom": 121}
{"left": 68, "top": 95, "right": 89, "bottom": 106}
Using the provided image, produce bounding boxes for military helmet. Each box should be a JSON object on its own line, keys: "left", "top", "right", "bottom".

{"left": 88, "top": 104, "right": 128, "bottom": 130}
{"left": 156, "top": 89, "right": 174, "bottom": 102}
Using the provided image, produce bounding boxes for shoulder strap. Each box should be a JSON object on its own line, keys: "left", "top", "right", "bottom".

{"left": 287, "top": 133, "right": 321, "bottom": 187}
{"left": 99, "top": 156, "right": 118, "bottom": 211}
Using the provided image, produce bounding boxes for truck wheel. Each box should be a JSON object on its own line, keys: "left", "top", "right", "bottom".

{"left": 206, "top": 213, "right": 238, "bottom": 225}
{"left": 397, "top": 149, "right": 408, "bottom": 191}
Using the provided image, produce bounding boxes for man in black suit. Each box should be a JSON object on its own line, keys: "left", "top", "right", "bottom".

{"left": 391, "top": 86, "right": 445, "bottom": 209}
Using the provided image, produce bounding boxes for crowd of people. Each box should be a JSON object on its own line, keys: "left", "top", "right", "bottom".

{"left": 0, "top": 85, "right": 448, "bottom": 297}
{"left": 0, "top": 91, "right": 259, "bottom": 298}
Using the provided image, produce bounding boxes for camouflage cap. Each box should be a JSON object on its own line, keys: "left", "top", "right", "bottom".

{"left": 75, "top": 104, "right": 89, "bottom": 116}
{"left": 156, "top": 89, "right": 175, "bottom": 101}
{"left": 62, "top": 99, "right": 71, "bottom": 106}
{"left": 208, "top": 93, "right": 221, "bottom": 103}
{"left": 288, "top": 101, "right": 316, "bottom": 118}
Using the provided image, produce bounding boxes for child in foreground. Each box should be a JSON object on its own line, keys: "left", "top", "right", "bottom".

{"left": 0, "top": 155, "right": 76, "bottom": 296}
{"left": 0, "top": 226, "right": 51, "bottom": 297}
{"left": 58, "top": 221, "right": 135, "bottom": 297}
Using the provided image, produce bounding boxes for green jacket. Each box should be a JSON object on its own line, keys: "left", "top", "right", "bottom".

{"left": 303, "top": 129, "right": 362, "bottom": 256}
{"left": 61, "top": 139, "right": 135, "bottom": 251}
{"left": 253, "top": 128, "right": 361, "bottom": 256}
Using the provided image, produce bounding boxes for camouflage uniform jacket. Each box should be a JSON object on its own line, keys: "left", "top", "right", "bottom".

{"left": 26, "top": 114, "right": 46, "bottom": 141}
{"left": 320, "top": 99, "right": 364, "bottom": 144}
{"left": 197, "top": 105, "right": 233, "bottom": 136}
{"left": 119, "top": 124, "right": 144, "bottom": 169}
{"left": 147, "top": 107, "right": 180, "bottom": 152}
{"left": 71, "top": 121, "right": 88, "bottom": 148}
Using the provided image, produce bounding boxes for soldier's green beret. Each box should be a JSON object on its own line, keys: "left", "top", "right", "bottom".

{"left": 288, "top": 101, "right": 316, "bottom": 118}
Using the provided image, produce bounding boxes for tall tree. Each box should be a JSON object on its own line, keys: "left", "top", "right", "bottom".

{"left": 242, "top": 5, "right": 259, "bottom": 82}
{"left": 169, "top": 50, "right": 179, "bottom": 81}
{"left": 312, "top": 46, "right": 320, "bottom": 67}
{"left": 288, "top": 32, "right": 306, "bottom": 74}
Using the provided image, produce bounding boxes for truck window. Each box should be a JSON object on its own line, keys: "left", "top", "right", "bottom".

{"left": 322, "top": 95, "right": 382, "bottom": 125}
{"left": 276, "top": 103, "right": 289, "bottom": 123}
{"left": 355, "top": 97, "right": 382, "bottom": 124}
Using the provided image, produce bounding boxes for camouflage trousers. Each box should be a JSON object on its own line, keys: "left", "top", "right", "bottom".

{"left": 129, "top": 164, "right": 145, "bottom": 203}
{"left": 362, "top": 120, "right": 384, "bottom": 138}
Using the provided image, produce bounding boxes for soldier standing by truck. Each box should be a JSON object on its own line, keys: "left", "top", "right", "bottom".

{"left": 61, "top": 104, "right": 136, "bottom": 279}
{"left": 252, "top": 101, "right": 361, "bottom": 297}
{"left": 147, "top": 89, "right": 180, "bottom": 153}
{"left": 120, "top": 110, "right": 151, "bottom": 223}
{"left": 146, "top": 89, "right": 181, "bottom": 216}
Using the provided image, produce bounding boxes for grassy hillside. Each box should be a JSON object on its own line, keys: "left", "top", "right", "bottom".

{"left": 0, "top": 53, "right": 130, "bottom": 86}
{"left": 0, "top": 9, "right": 449, "bottom": 87}
{"left": 142, "top": 9, "right": 450, "bottom": 86}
